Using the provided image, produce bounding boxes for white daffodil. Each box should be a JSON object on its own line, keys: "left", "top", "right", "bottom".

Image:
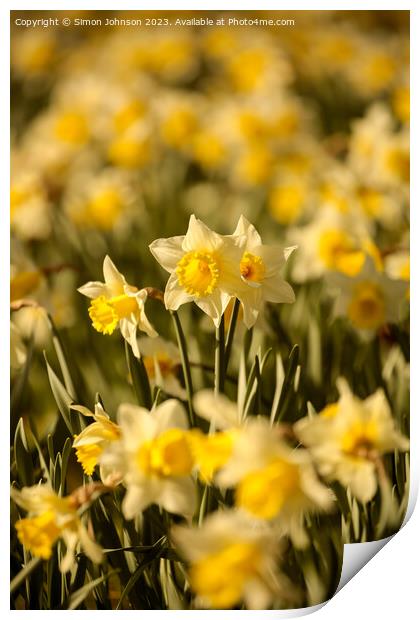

{"left": 78, "top": 255, "right": 157, "bottom": 357}
{"left": 11, "top": 484, "right": 102, "bottom": 572}
{"left": 231, "top": 215, "right": 295, "bottom": 328}
{"left": 172, "top": 510, "right": 299, "bottom": 610}
{"left": 149, "top": 214, "right": 244, "bottom": 327}
{"left": 294, "top": 380, "right": 409, "bottom": 503}
{"left": 215, "top": 418, "right": 333, "bottom": 547}
{"left": 138, "top": 336, "right": 186, "bottom": 399}
{"left": 72, "top": 403, "right": 121, "bottom": 481}
{"left": 100, "top": 399, "right": 196, "bottom": 519}
{"left": 326, "top": 256, "right": 407, "bottom": 338}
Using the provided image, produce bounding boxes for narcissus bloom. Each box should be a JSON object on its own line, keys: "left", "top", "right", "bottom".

{"left": 295, "top": 381, "right": 409, "bottom": 502}
{"left": 215, "top": 418, "right": 333, "bottom": 547}
{"left": 100, "top": 399, "right": 196, "bottom": 519}
{"left": 72, "top": 402, "right": 121, "bottom": 479}
{"left": 78, "top": 255, "right": 157, "bottom": 357}
{"left": 11, "top": 484, "right": 102, "bottom": 572}
{"left": 327, "top": 257, "right": 407, "bottom": 337}
{"left": 138, "top": 336, "right": 186, "bottom": 399}
{"left": 149, "top": 215, "right": 243, "bottom": 327}
{"left": 172, "top": 510, "right": 298, "bottom": 609}
{"left": 232, "top": 215, "right": 296, "bottom": 328}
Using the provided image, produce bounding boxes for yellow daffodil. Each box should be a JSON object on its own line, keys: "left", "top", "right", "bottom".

{"left": 149, "top": 215, "right": 244, "bottom": 327}
{"left": 100, "top": 400, "right": 196, "bottom": 519}
{"left": 327, "top": 257, "right": 407, "bottom": 336}
{"left": 172, "top": 510, "right": 299, "bottom": 609}
{"left": 295, "top": 380, "right": 409, "bottom": 502}
{"left": 232, "top": 215, "right": 296, "bottom": 328}
{"left": 72, "top": 403, "right": 121, "bottom": 479}
{"left": 138, "top": 336, "right": 186, "bottom": 399}
{"left": 215, "top": 418, "right": 333, "bottom": 546}
{"left": 11, "top": 484, "right": 102, "bottom": 572}
{"left": 78, "top": 255, "right": 157, "bottom": 357}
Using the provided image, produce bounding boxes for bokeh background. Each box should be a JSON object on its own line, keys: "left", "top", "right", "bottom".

{"left": 11, "top": 9, "right": 409, "bottom": 452}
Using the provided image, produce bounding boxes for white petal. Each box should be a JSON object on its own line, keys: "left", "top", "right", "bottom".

{"left": 122, "top": 484, "right": 155, "bottom": 519}
{"left": 77, "top": 281, "right": 107, "bottom": 300}
{"left": 149, "top": 236, "right": 185, "bottom": 273}
{"left": 102, "top": 255, "right": 126, "bottom": 295}
{"left": 193, "top": 390, "right": 240, "bottom": 429}
{"left": 159, "top": 477, "right": 196, "bottom": 517}
{"left": 117, "top": 403, "right": 156, "bottom": 443}
{"left": 153, "top": 399, "right": 188, "bottom": 432}
{"left": 164, "top": 273, "right": 194, "bottom": 311}
{"left": 263, "top": 276, "right": 295, "bottom": 304}
{"left": 182, "top": 215, "right": 223, "bottom": 252}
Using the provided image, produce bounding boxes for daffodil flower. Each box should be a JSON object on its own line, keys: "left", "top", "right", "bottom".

{"left": 327, "top": 256, "right": 407, "bottom": 337}
{"left": 72, "top": 403, "right": 121, "bottom": 481}
{"left": 149, "top": 215, "right": 243, "bottom": 327}
{"left": 295, "top": 380, "right": 409, "bottom": 502}
{"left": 78, "top": 255, "right": 157, "bottom": 357}
{"left": 100, "top": 399, "right": 196, "bottom": 519}
{"left": 215, "top": 418, "right": 333, "bottom": 547}
{"left": 11, "top": 484, "right": 102, "bottom": 572}
{"left": 138, "top": 336, "right": 186, "bottom": 399}
{"left": 232, "top": 215, "right": 296, "bottom": 328}
{"left": 172, "top": 510, "right": 299, "bottom": 609}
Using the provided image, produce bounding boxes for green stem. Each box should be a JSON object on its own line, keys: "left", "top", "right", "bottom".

{"left": 124, "top": 341, "right": 152, "bottom": 409}
{"left": 170, "top": 311, "right": 195, "bottom": 426}
{"left": 224, "top": 298, "right": 240, "bottom": 375}
{"left": 215, "top": 315, "right": 225, "bottom": 394}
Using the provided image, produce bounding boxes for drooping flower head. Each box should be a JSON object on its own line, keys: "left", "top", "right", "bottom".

{"left": 78, "top": 255, "right": 157, "bottom": 357}
{"left": 149, "top": 215, "right": 244, "bottom": 327}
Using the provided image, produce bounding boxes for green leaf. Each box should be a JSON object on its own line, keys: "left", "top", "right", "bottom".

{"left": 13, "top": 418, "right": 33, "bottom": 487}
{"left": 170, "top": 311, "right": 195, "bottom": 426}
{"left": 273, "top": 345, "right": 300, "bottom": 423}
{"left": 10, "top": 556, "right": 43, "bottom": 594}
{"left": 46, "top": 313, "right": 77, "bottom": 400}
{"left": 125, "top": 340, "right": 152, "bottom": 409}
{"left": 44, "top": 352, "right": 75, "bottom": 435}
{"left": 67, "top": 570, "right": 118, "bottom": 610}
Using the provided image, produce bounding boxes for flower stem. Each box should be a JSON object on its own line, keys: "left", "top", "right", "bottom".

{"left": 224, "top": 298, "right": 240, "bottom": 375}
{"left": 215, "top": 315, "right": 225, "bottom": 394}
{"left": 170, "top": 311, "right": 195, "bottom": 426}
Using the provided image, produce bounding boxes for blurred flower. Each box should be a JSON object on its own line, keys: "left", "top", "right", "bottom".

{"left": 11, "top": 30, "right": 57, "bottom": 78}
{"left": 215, "top": 418, "right": 333, "bottom": 546}
{"left": 149, "top": 215, "right": 244, "bottom": 327}
{"left": 72, "top": 402, "right": 121, "bottom": 478}
{"left": 232, "top": 215, "right": 295, "bottom": 328}
{"left": 78, "top": 255, "right": 157, "bottom": 358}
{"left": 11, "top": 484, "right": 102, "bottom": 572}
{"left": 10, "top": 323, "right": 27, "bottom": 372}
{"left": 101, "top": 399, "right": 196, "bottom": 518}
{"left": 172, "top": 510, "right": 298, "bottom": 609}
{"left": 138, "top": 336, "right": 186, "bottom": 399}
{"left": 295, "top": 380, "right": 409, "bottom": 502}
{"left": 327, "top": 256, "right": 407, "bottom": 336}
{"left": 10, "top": 164, "right": 51, "bottom": 240}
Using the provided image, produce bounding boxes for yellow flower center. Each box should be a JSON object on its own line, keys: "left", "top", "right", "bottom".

{"left": 113, "top": 100, "right": 146, "bottom": 133}
{"left": 75, "top": 444, "right": 103, "bottom": 476}
{"left": 54, "top": 112, "right": 89, "bottom": 145}
{"left": 320, "top": 403, "right": 339, "bottom": 419}
{"left": 15, "top": 511, "right": 61, "bottom": 559}
{"left": 318, "top": 229, "right": 365, "bottom": 276}
{"left": 87, "top": 189, "right": 124, "bottom": 230}
{"left": 236, "top": 458, "right": 301, "bottom": 520}
{"left": 269, "top": 184, "right": 305, "bottom": 225}
{"left": 176, "top": 251, "right": 220, "bottom": 297}
{"left": 240, "top": 252, "right": 266, "bottom": 283}
{"left": 137, "top": 428, "right": 194, "bottom": 478}
{"left": 384, "top": 147, "right": 410, "bottom": 183}
{"left": 189, "top": 429, "right": 234, "bottom": 483}
{"left": 108, "top": 137, "right": 151, "bottom": 168}
{"left": 190, "top": 542, "right": 261, "bottom": 608}
{"left": 347, "top": 281, "right": 386, "bottom": 330}
{"left": 161, "top": 108, "right": 198, "bottom": 149}
{"left": 143, "top": 353, "right": 175, "bottom": 379}
{"left": 193, "top": 132, "right": 226, "bottom": 169}
{"left": 10, "top": 270, "right": 42, "bottom": 302}
{"left": 88, "top": 294, "right": 138, "bottom": 335}
{"left": 341, "top": 420, "right": 378, "bottom": 458}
